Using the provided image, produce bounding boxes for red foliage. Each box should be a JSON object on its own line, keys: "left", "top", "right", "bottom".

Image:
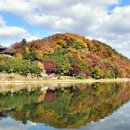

{"left": 72, "top": 65, "right": 80, "bottom": 76}
{"left": 87, "top": 54, "right": 98, "bottom": 67}
{"left": 29, "top": 40, "right": 43, "bottom": 51}
{"left": 42, "top": 59, "right": 56, "bottom": 74}
{"left": 10, "top": 33, "right": 130, "bottom": 78}
{"left": 44, "top": 91, "right": 56, "bottom": 103}
{"left": 85, "top": 70, "right": 91, "bottom": 77}
{"left": 11, "top": 43, "right": 23, "bottom": 54}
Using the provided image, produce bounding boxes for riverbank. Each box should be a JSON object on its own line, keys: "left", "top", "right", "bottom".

{"left": 0, "top": 77, "right": 130, "bottom": 84}
{"left": 0, "top": 75, "right": 130, "bottom": 93}
{"left": 0, "top": 73, "right": 130, "bottom": 84}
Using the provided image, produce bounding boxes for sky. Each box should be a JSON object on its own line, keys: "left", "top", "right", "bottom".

{"left": 0, "top": 0, "right": 130, "bottom": 58}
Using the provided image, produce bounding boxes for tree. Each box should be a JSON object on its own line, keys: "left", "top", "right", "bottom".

{"left": 72, "top": 39, "right": 87, "bottom": 49}
{"left": 21, "top": 39, "right": 27, "bottom": 46}
{"left": 29, "top": 51, "right": 38, "bottom": 61}
{"left": 43, "top": 48, "right": 72, "bottom": 75}
{"left": 91, "top": 67, "right": 103, "bottom": 79}
{"left": 21, "top": 39, "right": 30, "bottom": 59}
{"left": 42, "top": 59, "right": 56, "bottom": 74}
{"left": 71, "top": 65, "right": 80, "bottom": 76}
{"left": 0, "top": 57, "right": 41, "bottom": 76}
{"left": 114, "top": 67, "right": 120, "bottom": 78}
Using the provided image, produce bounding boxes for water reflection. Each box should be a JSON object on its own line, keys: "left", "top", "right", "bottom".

{"left": 0, "top": 82, "right": 130, "bottom": 129}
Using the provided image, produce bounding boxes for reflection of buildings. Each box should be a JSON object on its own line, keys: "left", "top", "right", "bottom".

{"left": 0, "top": 45, "right": 14, "bottom": 56}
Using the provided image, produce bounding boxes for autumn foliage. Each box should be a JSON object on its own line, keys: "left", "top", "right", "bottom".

{"left": 42, "top": 59, "right": 56, "bottom": 74}
{"left": 11, "top": 33, "right": 130, "bottom": 78}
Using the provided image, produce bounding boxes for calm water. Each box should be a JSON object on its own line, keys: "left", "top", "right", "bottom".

{"left": 0, "top": 82, "right": 130, "bottom": 130}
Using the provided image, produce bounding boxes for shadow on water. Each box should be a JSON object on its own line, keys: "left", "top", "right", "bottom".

{"left": 0, "top": 82, "right": 130, "bottom": 129}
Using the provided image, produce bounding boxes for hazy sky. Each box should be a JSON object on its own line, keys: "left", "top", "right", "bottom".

{"left": 0, "top": 0, "right": 130, "bottom": 58}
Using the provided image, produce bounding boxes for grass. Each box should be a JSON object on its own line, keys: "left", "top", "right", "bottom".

{"left": 0, "top": 73, "right": 130, "bottom": 84}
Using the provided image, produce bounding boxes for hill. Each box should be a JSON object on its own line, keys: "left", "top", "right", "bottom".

{"left": 8, "top": 33, "right": 130, "bottom": 78}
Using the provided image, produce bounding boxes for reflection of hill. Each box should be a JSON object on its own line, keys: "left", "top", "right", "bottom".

{"left": 0, "top": 82, "right": 130, "bottom": 128}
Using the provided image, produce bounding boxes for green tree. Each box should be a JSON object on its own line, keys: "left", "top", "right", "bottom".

{"left": 43, "top": 48, "right": 71, "bottom": 75}
{"left": 114, "top": 67, "right": 120, "bottom": 78}
{"left": 0, "top": 57, "right": 41, "bottom": 76}
{"left": 21, "top": 39, "right": 30, "bottom": 59}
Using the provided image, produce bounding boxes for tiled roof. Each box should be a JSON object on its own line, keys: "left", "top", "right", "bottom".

{"left": 0, "top": 45, "right": 7, "bottom": 49}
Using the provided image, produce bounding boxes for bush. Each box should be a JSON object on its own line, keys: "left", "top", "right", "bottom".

{"left": 42, "top": 59, "right": 56, "bottom": 74}
{"left": 72, "top": 39, "right": 87, "bottom": 49}
{"left": 0, "top": 57, "right": 41, "bottom": 76}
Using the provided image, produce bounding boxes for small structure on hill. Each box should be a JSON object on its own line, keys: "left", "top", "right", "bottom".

{"left": 0, "top": 45, "right": 14, "bottom": 56}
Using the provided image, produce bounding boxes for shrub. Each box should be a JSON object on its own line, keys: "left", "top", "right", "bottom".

{"left": 0, "top": 57, "right": 41, "bottom": 76}
{"left": 42, "top": 59, "right": 56, "bottom": 74}
{"left": 72, "top": 39, "right": 87, "bottom": 49}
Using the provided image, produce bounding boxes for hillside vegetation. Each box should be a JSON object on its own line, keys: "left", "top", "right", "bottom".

{"left": 1, "top": 33, "right": 130, "bottom": 78}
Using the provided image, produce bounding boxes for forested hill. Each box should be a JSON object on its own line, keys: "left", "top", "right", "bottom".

{"left": 11, "top": 33, "right": 130, "bottom": 78}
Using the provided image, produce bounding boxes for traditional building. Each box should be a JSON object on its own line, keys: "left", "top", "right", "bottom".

{"left": 0, "top": 45, "right": 14, "bottom": 56}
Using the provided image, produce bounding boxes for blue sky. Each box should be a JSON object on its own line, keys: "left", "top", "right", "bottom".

{"left": 0, "top": 11, "right": 56, "bottom": 37}
{"left": 0, "top": 0, "right": 130, "bottom": 58}
{"left": 0, "top": 11, "right": 56, "bottom": 45}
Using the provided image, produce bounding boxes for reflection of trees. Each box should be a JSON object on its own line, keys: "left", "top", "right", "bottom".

{"left": 0, "top": 88, "right": 42, "bottom": 110}
{"left": 0, "top": 82, "right": 130, "bottom": 128}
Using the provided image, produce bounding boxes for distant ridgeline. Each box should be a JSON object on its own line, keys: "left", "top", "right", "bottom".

{"left": 1, "top": 33, "right": 130, "bottom": 78}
